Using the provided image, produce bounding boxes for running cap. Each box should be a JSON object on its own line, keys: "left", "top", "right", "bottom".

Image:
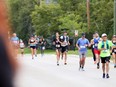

{"left": 82, "top": 33, "right": 85, "bottom": 36}
{"left": 102, "top": 33, "right": 107, "bottom": 37}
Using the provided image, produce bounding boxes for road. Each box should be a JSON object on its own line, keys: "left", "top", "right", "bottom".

{"left": 15, "top": 54, "right": 116, "bottom": 87}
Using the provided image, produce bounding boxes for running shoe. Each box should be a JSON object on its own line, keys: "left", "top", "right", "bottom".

{"left": 114, "top": 65, "right": 116, "bottom": 68}
{"left": 106, "top": 74, "right": 110, "bottom": 78}
{"left": 81, "top": 68, "right": 85, "bottom": 71}
{"left": 97, "top": 63, "right": 100, "bottom": 69}
{"left": 64, "top": 63, "right": 67, "bottom": 65}
{"left": 57, "top": 63, "right": 59, "bottom": 66}
{"left": 103, "top": 73, "right": 105, "bottom": 78}
{"left": 35, "top": 54, "right": 37, "bottom": 57}
{"left": 79, "top": 67, "right": 81, "bottom": 71}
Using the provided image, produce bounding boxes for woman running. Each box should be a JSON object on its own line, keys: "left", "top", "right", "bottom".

{"left": 19, "top": 39, "right": 25, "bottom": 57}
{"left": 112, "top": 35, "right": 116, "bottom": 68}
{"left": 94, "top": 32, "right": 102, "bottom": 69}
{"left": 39, "top": 37, "right": 46, "bottom": 57}
{"left": 53, "top": 32, "right": 61, "bottom": 66}
{"left": 90, "top": 34, "right": 96, "bottom": 64}
{"left": 29, "top": 36, "right": 37, "bottom": 59}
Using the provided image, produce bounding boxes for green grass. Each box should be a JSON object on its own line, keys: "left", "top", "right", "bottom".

{"left": 23, "top": 48, "right": 93, "bottom": 57}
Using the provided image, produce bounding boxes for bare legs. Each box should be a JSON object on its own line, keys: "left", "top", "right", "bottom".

{"left": 31, "top": 48, "right": 36, "bottom": 59}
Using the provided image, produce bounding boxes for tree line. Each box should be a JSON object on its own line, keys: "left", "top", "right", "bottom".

{"left": 8, "top": 0, "right": 114, "bottom": 42}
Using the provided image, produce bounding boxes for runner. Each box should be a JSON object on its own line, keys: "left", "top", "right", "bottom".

{"left": 39, "top": 37, "right": 46, "bottom": 57}
{"left": 76, "top": 33, "right": 90, "bottom": 71}
{"left": 93, "top": 32, "right": 102, "bottom": 69}
{"left": 35, "top": 35, "right": 39, "bottom": 57}
{"left": 60, "top": 31, "right": 70, "bottom": 65}
{"left": 19, "top": 39, "right": 25, "bottom": 57}
{"left": 98, "top": 33, "right": 113, "bottom": 78}
{"left": 11, "top": 33, "right": 19, "bottom": 56}
{"left": 90, "top": 34, "right": 96, "bottom": 64}
{"left": 111, "top": 35, "right": 116, "bottom": 68}
{"left": 29, "top": 36, "right": 37, "bottom": 59}
{"left": 53, "top": 32, "right": 61, "bottom": 66}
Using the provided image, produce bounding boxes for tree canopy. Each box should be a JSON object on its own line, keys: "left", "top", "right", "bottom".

{"left": 8, "top": 0, "right": 114, "bottom": 42}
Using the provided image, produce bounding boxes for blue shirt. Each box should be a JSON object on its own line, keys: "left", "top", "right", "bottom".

{"left": 11, "top": 37, "right": 19, "bottom": 44}
{"left": 77, "top": 38, "right": 89, "bottom": 52}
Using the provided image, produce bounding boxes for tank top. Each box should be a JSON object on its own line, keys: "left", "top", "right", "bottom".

{"left": 94, "top": 37, "right": 100, "bottom": 49}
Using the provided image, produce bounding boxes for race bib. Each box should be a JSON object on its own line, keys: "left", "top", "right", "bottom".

{"left": 56, "top": 45, "right": 60, "bottom": 48}
{"left": 103, "top": 50, "right": 108, "bottom": 53}
{"left": 20, "top": 43, "right": 24, "bottom": 48}
{"left": 80, "top": 46, "right": 86, "bottom": 48}
{"left": 95, "top": 44, "right": 98, "bottom": 46}
{"left": 13, "top": 41, "right": 18, "bottom": 44}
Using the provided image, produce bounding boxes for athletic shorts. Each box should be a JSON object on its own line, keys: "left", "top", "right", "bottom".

{"left": 20, "top": 47, "right": 24, "bottom": 49}
{"left": 94, "top": 49, "right": 100, "bottom": 55}
{"left": 56, "top": 48, "right": 61, "bottom": 51}
{"left": 79, "top": 51, "right": 87, "bottom": 58}
{"left": 101, "top": 56, "right": 110, "bottom": 63}
{"left": 61, "top": 46, "right": 68, "bottom": 53}
{"left": 30, "top": 46, "right": 36, "bottom": 49}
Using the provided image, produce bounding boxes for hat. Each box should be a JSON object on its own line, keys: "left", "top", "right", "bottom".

{"left": 113, "top": 35, "right": 116, "bottom": 38}
{"left": 102, "top": 33, "right": 107, "bottom": 37}
{"left": 82, "top": 33, "right": 85, "bottom": 36}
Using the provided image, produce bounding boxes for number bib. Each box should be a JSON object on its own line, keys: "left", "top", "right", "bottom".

{"left": 56, "top": 44, "right": 60, "bottom": 48}
{"left": 103, "top": 50, "right": 108, "bottom": 53}
{"left": 95, "top": 44, "right": 98, "bottom": 47}
{"left": 80, "top": 46, "right": 86, "bottom": 48}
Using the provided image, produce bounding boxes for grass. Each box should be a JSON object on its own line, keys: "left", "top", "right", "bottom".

{"left": 23, "top": 48, "right": 93, "bottom": 57}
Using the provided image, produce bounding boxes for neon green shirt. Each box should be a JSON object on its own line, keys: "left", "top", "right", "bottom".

{"left": 98, "top": 40, "right": 113, "bottom": 58}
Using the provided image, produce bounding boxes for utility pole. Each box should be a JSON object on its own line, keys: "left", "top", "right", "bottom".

{"left": 114, "top": 0, "right": 116, "bottom": 35}
{"left": 87, "top": 0, "right": 90, "bottom": 31}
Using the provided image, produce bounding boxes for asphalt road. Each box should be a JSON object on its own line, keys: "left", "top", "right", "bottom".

{"left": 15, "top": 54, "right": 116, "bottom": 87}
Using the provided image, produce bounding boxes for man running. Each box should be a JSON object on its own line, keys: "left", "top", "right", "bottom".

{"left": 94, "top": 32, "right": 102, "bottom": 69}
{"left": 98, "top": 33, "right": 113, "bottom": 78}
{"left": 60, "top": 31, "right": 70, "bottom": 65}
{"left": 76, "top": 33, "right": 90, "bottom": 71}
{"left": 11, "top": 33, "right": 19, "bottom": 56}
{"left": 35, "top": 35, "right": 39, "bottom": 57}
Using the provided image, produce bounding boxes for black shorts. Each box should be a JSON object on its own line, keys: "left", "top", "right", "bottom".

{"left": 20, "top": 47, "right": 24, "bottom": 49}
{"left": 30, "top": 46, "right": 36, "bottom": 49}
{"left": 56, "top": 47, "right": 61, "bottom": 51}
{"left": 61, "top": 46, "right": 68, "bottom": 53}
{"left": 101, "top": 56, "right": 110, "bottom": 63}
